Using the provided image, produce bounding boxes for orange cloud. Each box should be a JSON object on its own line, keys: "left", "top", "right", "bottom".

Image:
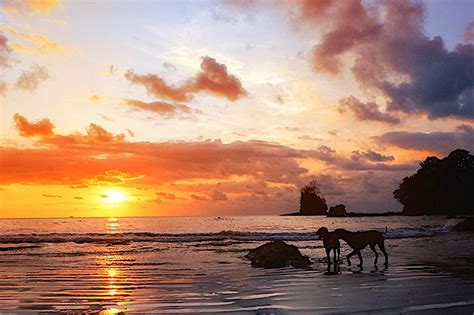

{"left": 3, "top": 115, "right": 314, "bottom": 187}
{"left": 190, "top": 56, "right": 247, "bottom": 100}
{"left": 291, "top": 0, "right": 381, "bottom": 74}
{"left": 13, "top": 114, "right": 126, "bottom": 144}
{"left": 13, "top": 113, "right": 55, "bottom": 137}
{"left": 156, "top": 192, "right": 177, "bottom": 200}
{"left": 2, "top": 114, "right": 421, "bottom": 213}
{"left": 125, "top": 56, "right": 247, "bottom": 102}
{"left": 90, "top": 170, "right": 143, "bottom": 185}
{"left": 125, "top": 70, "right": 190, "bottom": 102}
{"left": 1, "top": 0, "right": 60, "bottom": 15}
{"left": 70, "top": 184, "right": 88, "bottom": 189}
{"left": 1, "top": 26, "right": 68, "bottom": 56}
{"left": 15, "top": 65, "right": 49, "bottom": 91}
{"left": 83, "top": 124, "right": 125, "bottom": 143}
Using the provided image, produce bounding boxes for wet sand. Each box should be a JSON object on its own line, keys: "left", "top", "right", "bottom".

{"left": 0, "top": 216, "right": 473, "bottom": 313}
{"left": 0, "top": 233, "right": 473, "bottom": 313}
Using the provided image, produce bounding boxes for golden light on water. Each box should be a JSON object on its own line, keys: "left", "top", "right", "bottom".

{"left": 106, "top": 217, "right": 121, "bottom": 232}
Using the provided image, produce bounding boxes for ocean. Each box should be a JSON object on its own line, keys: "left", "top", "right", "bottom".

{"left": 0, "top": 216, "right": 473, "bottom": 314}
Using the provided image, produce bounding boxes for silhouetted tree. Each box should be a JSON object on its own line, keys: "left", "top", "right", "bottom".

{"left": 394, "top": 149, "right": 474, "bottom": 215}
{"left": 299, "top": 180, "right": 328, "bottom": 215}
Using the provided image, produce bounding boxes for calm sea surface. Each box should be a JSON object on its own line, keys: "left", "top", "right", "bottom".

{"left": 0, "top": 216, "right": 473, "bottom": 314}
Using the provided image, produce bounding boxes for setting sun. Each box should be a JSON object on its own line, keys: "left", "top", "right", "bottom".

{"left": 100, "top": 190, "right": 127, "bottom": 204}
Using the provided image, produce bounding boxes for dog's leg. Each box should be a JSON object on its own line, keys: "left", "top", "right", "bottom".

{"left": 337, "top": 246, "right": 340, "bottom": 264}
{"left": 347, "top": 250, "right": 356, "bottom": 266}
{"left": 357, "top": 251, "right": 363, "bottom": 267}
{"left": 326, "top": 248, "right": 331, "bottom": 267}
{"left": 333, "top": 248, "right": 337, "bottom": 265}
{"left": 378, "top": 241, "right": 388, "bottom": 266}
{"left": 370, "top": 244, "right": 378, "bottom": 265}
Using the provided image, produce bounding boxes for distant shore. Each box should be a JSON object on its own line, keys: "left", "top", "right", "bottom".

{"left": 282, "top": 211, "right": 403, "bottom": 217}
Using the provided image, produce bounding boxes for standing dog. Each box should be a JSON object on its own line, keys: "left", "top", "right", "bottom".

{"left": 316, "top": 227, "right": 341, "bottom": 269}
{"left": 332, "top": 227, "right": 388, "bottom": 267}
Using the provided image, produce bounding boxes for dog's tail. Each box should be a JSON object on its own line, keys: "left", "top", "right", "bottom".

{"left": 383, "top": 226, "right": 388, "bottom": 234}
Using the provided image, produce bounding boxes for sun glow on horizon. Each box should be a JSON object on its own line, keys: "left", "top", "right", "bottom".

{"left": 100, "top": 190, "right": 127, "bottom": 204}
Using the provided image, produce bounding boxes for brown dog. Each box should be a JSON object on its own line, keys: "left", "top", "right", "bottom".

{"left": 331, "top": 227, "right": 388, "bottom": 267}
{"left": 316, "top": 227, "right": 341, "bottom": 268}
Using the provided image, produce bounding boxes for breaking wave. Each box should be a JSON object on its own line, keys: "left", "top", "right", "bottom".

{"left": 0, "top": 225, "right": 452, "bottom": 245}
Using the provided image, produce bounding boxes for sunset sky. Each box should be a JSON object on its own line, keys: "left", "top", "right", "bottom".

{"left": 0, "top": 0, "right": 473, "bottom": 218}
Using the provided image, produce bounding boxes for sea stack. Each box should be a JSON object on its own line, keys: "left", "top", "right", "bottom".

{"left": 327, "top": 204, "right": 347, "bottom": 217}
{"left": 299, "top": 180, "right": 328, "bottom": 215}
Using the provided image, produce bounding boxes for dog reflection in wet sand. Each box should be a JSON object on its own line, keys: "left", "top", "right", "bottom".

{"left": 317, "top": 227, "right": 388, "bottom": 271}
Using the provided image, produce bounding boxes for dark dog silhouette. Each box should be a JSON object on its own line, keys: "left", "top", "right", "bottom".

{"left": 316, "top": 227, "right": 341, "bottom": 269}
{"left": 327, "top": 227, "right": 388, "bottom": 267}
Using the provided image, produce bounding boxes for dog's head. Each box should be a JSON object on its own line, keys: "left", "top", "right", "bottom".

{"left": 316, "top": 227, "right": 329, "bottom": 239}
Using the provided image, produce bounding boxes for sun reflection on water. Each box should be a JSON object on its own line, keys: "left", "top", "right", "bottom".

{"left": 106, "top": 217, "right": 121, "bottom": 233}
{"left": 106, "top": 267, "right": 120, "bottom": 296}
{"left": 99, "top": 307, "right": 125, "bottom": 315}
{"left": 98, "top": 251, "right": 131, "bottom": 312}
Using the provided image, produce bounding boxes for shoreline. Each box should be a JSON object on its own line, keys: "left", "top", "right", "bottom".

{"left": 282, "top": 212, "right": 403, "bottom": 217}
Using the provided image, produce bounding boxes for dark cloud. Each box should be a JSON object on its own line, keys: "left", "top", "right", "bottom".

{"left": 338, "top": 96, "right": 400, "bottom": 124}
{"left": 211, "top": 190, "right": 228, "bottom": 201}
{"left": 382, "top": 40, "right": 473, "bottom": 119}
{"left": 42, "top": 194, "right": 61, "bottom": 198}
{"left": 374, "top": 124, "right": 474, "bottom": 155}
{"left": 190, "top": 194, "right": 208, "bottom": 200}
{"left": 0, "top": 32, "right": 12, "bottom": 94}
{"left": 313, "top": 171, "right": 405, "bottom": 212}
{"left": 0, "top": 32, "right": 12, "bottom": 68}
{"left": 351, "top": 150, "right": 394, "bottom": 162}
{"left": 126, "top": 129, "right": 135, "bottom": 137}
{"left": 294, "top": 0, "right": 474, "bottom": 120}
{"left": 314, "top": 145, "right": 414, "bottom": 172}
{"left": 359, "top": 171, "right": 380, "bottom": 194}
{"left": 314, "top": 174, "right": 349, "bottom": 197}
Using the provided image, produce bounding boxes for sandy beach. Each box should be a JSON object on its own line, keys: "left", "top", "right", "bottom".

{"left": 0, "top": 216, "right": 473, "bottom": 314}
